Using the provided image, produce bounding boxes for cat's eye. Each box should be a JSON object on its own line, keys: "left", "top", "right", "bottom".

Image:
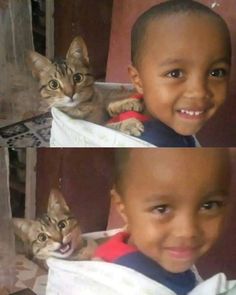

{"left": 48, "top": 79, "right": 60, "bottom": 90}
{"left": 38, "top": 233, "right": 48, "bottom": 242}
{"left": 73, "top": 73, "right": 84, "bottom": 84}
{"left": 58, "top": 220, "right": 67, "bottom": 230}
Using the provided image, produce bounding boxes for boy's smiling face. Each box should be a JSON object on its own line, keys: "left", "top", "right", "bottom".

{"left": 129, "top": 13, "right": 231, "bottom": 135}
{"left": 114, "top": 149, "right": 230, "bottom": 273}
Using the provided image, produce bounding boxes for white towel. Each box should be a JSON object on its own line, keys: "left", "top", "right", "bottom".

{"left": 46, "top": 259, "right": 236, "bottom": 295}
{"left": 49, "top": 107, "right": 155, "bottom": 147}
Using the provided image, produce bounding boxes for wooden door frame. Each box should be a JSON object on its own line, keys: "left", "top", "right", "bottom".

{"left": 25, "top": 149, "right": 37, "bottom": 219}
{"left": 46, "top": 0, "right": 54, "bottom": 59}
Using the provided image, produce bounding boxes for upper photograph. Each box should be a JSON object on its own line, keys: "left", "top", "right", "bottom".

{"left": 0, "top": 0, "right": 235, "bottom": 147}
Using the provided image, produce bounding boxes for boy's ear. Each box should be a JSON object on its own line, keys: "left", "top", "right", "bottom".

{"left": 110, "top": 188, "right": 128, "bottom": 225}
{"left": 128, "top": 65, "right": 143, "bottom": 94}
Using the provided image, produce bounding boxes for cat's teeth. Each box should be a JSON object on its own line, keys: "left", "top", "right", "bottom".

{"left": 59, "top": 243, "right": 71, "bottom": 254}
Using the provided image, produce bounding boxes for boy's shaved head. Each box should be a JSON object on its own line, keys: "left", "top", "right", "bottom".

{"left": 114, "top": 148, "right": 231, "bottom": 196}
{"left": 131, "top": 0, "right": 231, "bottom": 67}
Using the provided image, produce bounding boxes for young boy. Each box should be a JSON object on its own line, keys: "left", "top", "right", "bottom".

{"left": 94, "top": 148, "right": 234, "bottom": 294}
{"left": 126, "top": 0, "right": 231, "bottom": 146}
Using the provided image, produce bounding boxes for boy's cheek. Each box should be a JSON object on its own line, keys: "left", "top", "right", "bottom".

{"left": 213, "top": 83, "right": 228, "bottom": 105}
{"left": 205, "top": 217, "right": 225, "bottom": 245}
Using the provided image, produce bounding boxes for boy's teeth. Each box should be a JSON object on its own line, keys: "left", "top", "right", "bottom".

{"left": 180, "top": 110, "right": 203, "bottom": 116}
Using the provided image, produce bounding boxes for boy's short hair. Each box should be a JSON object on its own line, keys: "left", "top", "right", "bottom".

{"left": 113, "top": 148, "right": 232, "bottom": 197}
{"left": 131, "top": 0, "right": 231, "bottom": 66}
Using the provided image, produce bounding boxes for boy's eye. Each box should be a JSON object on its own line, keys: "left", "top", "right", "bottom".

{"left": 166, "top": 69, "right": 183, "bottom": 78}
{"left": 201, "top": 201, "right": 224, "bottom": 211}
{"left": 152, "top": 205, "right": 170, "bottom": 214}
{"left": 210, "top": 68, "right": 227, "bottom": 78}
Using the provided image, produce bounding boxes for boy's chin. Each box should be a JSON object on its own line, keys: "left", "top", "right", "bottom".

{"left": 172, "top": 124, "right": 202, "bottom": 137}
{"left": 161, "top": 261, "right": 194, "bottom": 274}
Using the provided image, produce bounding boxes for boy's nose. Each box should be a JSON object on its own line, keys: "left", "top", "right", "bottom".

{"left": 184, "top": 76, "right": 212, "bottom": 102}
{"left": 172, "top": 214, "right": 200, "bottom": 240}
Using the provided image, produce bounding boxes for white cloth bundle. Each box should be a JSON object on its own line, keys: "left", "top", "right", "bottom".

{"left": 50, "top": 107, "right": 155, "bottom": 147}
{"left": 49, "top": 82, "right": 155, "bottom": 147}
{"left": 46, "top": 258, "right": 236, "bottom": 295}
{"left": 50, "top": 107, "right": 200, "bottom": 148}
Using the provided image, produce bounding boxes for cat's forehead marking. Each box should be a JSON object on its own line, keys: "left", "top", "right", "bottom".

{"left": 37, "top": 219, "right": 62, "bottom": 238}
{"left": 41, "top": 214, "right": 52, "bottom": 226}
{"left": 54, "top": 61, "right": 69, "bottom": 77}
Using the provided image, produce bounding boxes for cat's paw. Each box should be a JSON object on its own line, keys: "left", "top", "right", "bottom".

{"left": 107, "top": 98, "right": 144, "bottom": 117}
{"left": 107, "top": 118, "right": 144, "bottom": 137}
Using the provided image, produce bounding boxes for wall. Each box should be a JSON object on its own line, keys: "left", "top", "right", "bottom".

{"left": 36, "top": 148, "right": 114, "bottom": 233}
{"left": 54, "top": 0, "right": 113, "bottom": 80}
{"left": 106, "top": 0, "right": 236, "bottom": 146}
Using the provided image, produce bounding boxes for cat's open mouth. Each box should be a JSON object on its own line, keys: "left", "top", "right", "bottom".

{"left": 57, "top": 242, "right": 72, "bottom": 254}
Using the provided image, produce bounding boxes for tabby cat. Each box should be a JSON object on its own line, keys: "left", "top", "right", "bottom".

{"left": 27, "top": 36, "right": 144, "bottom": 136}
{"left": 13, "top": 189, "right": 97, "bottom": 262}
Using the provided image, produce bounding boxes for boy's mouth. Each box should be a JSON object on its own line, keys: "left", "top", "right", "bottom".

{"left": 177, "top": 108, "right": 206, "bottom": 119}
{"left": 180, "top": 109, "right": 204, "bottom": 116}
{"left": 165, "top": 246, "right": 199, "bottom": 260}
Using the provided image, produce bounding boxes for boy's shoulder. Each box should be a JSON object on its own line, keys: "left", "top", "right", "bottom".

{"left": 94, "top": 231, "right": 136, "bottom": 262}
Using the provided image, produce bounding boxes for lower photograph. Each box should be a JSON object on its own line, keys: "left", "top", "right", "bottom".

{"left": 0, "top": 148, "right": 236, "bottom": 295}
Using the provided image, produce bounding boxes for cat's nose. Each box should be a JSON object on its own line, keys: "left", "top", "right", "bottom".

{"left": 64, "top": 85, "right": 74, "bottom": 98}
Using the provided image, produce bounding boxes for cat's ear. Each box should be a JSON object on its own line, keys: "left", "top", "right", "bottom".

{"left": 47, "top": 189, "right": 70, "bottom": 215}
{"left": 26, "top": 50, "right": 52, "bottom": 79}
{"left": 66, "top": 36, "right": 89, "bottom": 64}
{"left": 12, "top": 218, "right": 34, "bottom": 242}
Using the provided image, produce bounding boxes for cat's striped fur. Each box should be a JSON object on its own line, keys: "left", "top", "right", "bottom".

{"left": 13, "top": 189, "right": 97, "bottom": 262}
{"left": 27, "top": 36, "right": 145, "bottom": 136}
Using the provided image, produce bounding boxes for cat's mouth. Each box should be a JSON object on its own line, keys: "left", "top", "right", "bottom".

{"left": 57, "top": 242, "right": 72, "bottom": 254}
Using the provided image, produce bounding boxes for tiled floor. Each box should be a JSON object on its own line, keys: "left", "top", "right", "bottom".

{"left": 0, "top": 113, "right": 52, "bottom": 147}
{"left": 13, "top": 255, "right": 47, "bottom": 295}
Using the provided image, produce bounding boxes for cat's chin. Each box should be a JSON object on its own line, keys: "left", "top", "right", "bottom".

{"left": 54, "top": 100, "right": 79, "bottom": 109}
{"left": 65, "top": 101, "right": 80, "bottom": 107}
{"left": 51, "top": 96, "right": 80, "bottom": 109}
